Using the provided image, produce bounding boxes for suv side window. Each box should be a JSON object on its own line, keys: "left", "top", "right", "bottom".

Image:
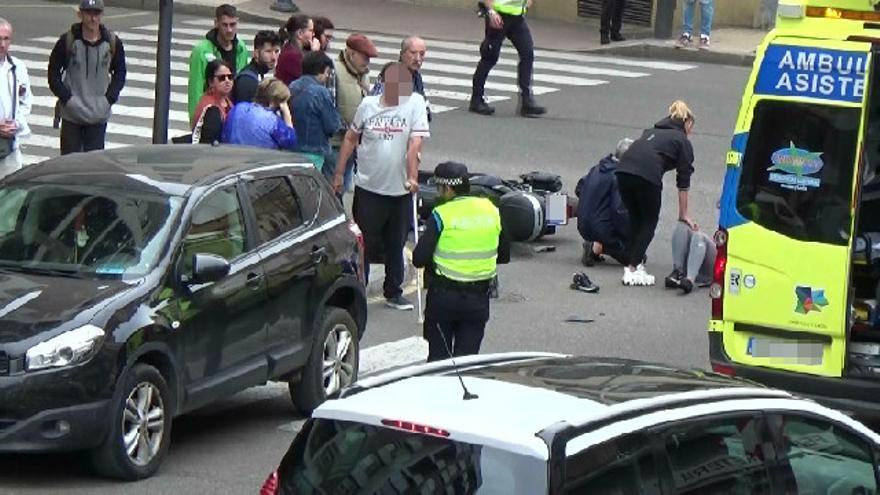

{"left": 181, "top": 185, "right": 246, "bottom": 274}
{"left": 658, "top": 414, "right": 771, "bottom": 495}
{"left": 288, "top": 175, "right": 320, "bottom": 224}
{"left": 767, "top": 413, "right": 878, "bottom": 495}
{"left": 564, "top": 432, "right": 660, "bottom": 495}
{"left": 245, "top": 177, "right": 303, "bottom": 243}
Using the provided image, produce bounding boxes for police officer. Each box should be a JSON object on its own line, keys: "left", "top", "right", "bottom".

{"left": 413, "top": 161, "right": 511, "bottom": 362}
{"left": 469, "top": 0, "right": 546, "bottom": 117}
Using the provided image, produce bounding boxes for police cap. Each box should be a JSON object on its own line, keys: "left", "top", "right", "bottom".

{"left": 433, "top": 161, "right": 469, "bottom": 187}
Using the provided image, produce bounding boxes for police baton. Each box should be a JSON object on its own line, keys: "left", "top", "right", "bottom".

{"left": 411, "top": 191, "right": 424, "bottom": 324}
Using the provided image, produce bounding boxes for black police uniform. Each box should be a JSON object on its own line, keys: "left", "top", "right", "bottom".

{"left": 412, "top": 162, "right": 511, "bottom": 362}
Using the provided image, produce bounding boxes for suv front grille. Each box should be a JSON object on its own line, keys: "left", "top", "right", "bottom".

{"left": 0, "top": 352, "right": 8, "bottom": 376}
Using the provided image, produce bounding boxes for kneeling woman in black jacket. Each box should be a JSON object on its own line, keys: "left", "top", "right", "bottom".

{"left": 616, "top": 100, "right": 697, "bottom": 287}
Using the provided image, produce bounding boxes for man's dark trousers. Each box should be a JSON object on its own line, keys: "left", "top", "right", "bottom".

{"left": 472, "top": 13, "right": 534, "bottom": 100}
{"left": 601, "top": 0, "right": 626, "bottom": 37}
{"left": 424, "top": 285, "right": 490, "bottom": 362}
{"left": 352, "top": 186, "right": 410, "bottom": 299}
{"left": 60, "top": 120, "right": 108, "bottom": 155}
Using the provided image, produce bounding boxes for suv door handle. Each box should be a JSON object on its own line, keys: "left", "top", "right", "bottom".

{"left": 246, "top": 272, "right": 263, "bottom": 289}
{"left": 311, "top": 246, "right": 327, "bottom": 264}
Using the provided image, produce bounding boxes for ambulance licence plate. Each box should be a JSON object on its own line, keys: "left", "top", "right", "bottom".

{"left": 746, "top": 336, "right": 823, "bottom": 366}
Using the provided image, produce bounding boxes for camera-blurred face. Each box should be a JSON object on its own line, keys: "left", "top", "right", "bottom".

{"left": 383, "top": 64, "right": 412, "bottom": 106}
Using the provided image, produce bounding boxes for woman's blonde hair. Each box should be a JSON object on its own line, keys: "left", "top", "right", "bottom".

{"left": 668, "top": 100, "right": 695, "bottom": 123}
{"left": 255, "top": 77, "right": 291, "bottom": 107}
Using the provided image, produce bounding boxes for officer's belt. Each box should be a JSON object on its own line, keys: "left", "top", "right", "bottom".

{"left": 431, "top": 274, "right": 492, "bottom": 293}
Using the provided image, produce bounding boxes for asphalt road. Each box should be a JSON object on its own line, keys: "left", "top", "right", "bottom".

{"left": 1, "top": 2, "right": 752, "bottom": 493}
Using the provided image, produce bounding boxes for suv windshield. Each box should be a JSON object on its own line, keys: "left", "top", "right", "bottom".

{"left": 736, "top": 99, "right": 860, "bottom": 245}
{"left": 278, "top": 419, "right": 548, "bottom": 495}
{"left": 0, "top": 183, "right": 181, "bottom": 279}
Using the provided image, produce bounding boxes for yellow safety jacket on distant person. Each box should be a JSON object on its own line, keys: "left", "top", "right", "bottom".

{"left": 492, "top": 0, "right": 528, "bottom": 16}
{"left": 433, "top": 197, "right": 501, "bottom": 283}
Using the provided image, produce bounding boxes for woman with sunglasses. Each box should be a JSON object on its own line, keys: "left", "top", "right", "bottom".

{"left": 191, "top": 59, "right": 234, "bottom": 144}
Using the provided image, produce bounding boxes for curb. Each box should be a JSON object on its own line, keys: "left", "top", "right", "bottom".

{"left": 595, "top": 42, "right": 756, "bottom": 67}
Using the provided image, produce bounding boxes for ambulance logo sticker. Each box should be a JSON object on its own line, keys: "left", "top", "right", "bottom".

{"left": 729, "top": 268, "right": 742, "bottom": 295}
{"left": 795, "top": 286, "right": 828, "bottom": 314}
{"left": 768, "top": 142, "right": 823, "bottom": 191}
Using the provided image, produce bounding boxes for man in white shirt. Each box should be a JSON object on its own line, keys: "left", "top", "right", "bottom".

{"left": 0, "top": 18, "right": 32, "bottom": 177}
{"left": 332, "top": 62, "right": 430, "bottom": 311}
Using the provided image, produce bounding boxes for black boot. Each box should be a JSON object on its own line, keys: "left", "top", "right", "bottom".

{"left": 469, "top": 97, "right": 495, "bottom": 116}
{"left": 611, "top": 32, "right": 626, "bottom": 42}
{"left": 600, "top": 32, "right": 610, "bottom": 45}
{"left": 519, "top": 94, "right": 546, "bottom": 117}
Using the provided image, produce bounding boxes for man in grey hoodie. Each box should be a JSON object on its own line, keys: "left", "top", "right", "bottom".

{"left": 48, "top": 0, "right": 126, "bottom": 155}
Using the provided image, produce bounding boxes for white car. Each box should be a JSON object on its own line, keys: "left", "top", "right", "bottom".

{"left": 260, "top": 352, "right": 880, "bottom": 494}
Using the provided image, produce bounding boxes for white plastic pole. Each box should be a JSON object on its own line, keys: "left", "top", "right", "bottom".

{"left": 412, "top": 192, "right": 424, "bottom": 324}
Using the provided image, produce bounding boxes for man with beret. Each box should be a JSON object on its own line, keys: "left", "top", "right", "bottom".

{"left": 331, "top": 33, "right": 378, "bottom": 198}
{"left": 412, "top": 161, "right": 511, "bottom": 362}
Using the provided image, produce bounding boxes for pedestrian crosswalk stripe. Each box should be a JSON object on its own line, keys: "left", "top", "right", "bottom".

{"left": 29, "top": 75, "right": 189, "bottom": 105}
{"left": 30, "top": 95, "right": 191, "bottom": 124}
{"left": 123, "top": 27, "right": 609, "bottom": 87}
{"left": 15, "top": 20, "right": 695, "bottom": 162}
{"left": 181, "top": 19, "right": 698, "bottom": 71}
{"left": 21, "top": 154, "right": 49, "bottom": 166}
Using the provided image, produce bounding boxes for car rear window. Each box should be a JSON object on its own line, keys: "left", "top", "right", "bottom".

{"left": 277, "top": 419, "right": 547, "bottom": 495}
{"left": 736, "top": 99, "right": 860, "bottom": 245}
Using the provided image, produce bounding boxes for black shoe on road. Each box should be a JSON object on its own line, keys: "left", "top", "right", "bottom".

{"left": 519, "top": 95, "right": 546, "bottom": 117}
{"left": 571, "top": 272, "right": 600, "bottom": 293}
{"left": 600, "top": 33, "right": 611, "bottom": 45}
{"left": 611, "top": 32, "right": 626, "bottom": 42}
{"left": 664, "top": 269, "right": 683, "bottom": 289}
{"left": 469, "top": 99, "right": 495, "bottom": 115}
{"left": 385, "top": 295, "right": 414, "bottom": 311}
{"left": 680, "top": 278, "right": 694, "bottom": 295}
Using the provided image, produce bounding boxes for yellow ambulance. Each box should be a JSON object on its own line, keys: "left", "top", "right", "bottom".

{"left": 709, "top": 0, "right": 880, "bottom": 416}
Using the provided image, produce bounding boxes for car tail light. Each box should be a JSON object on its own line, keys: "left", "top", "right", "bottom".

{"left": 349, "top": 221, "right": 366, "bottom": 284}
{"left": 259, "top": 470, "right": 279, "bottom": 495}
{"left": 711, "top": 362, "right": 736, "bottom": 377}
{"left": 381, "top": 419, "right": 450, "bottom": 437}
{"left": 710, "top": 228, "right": 728, "bottom": 320}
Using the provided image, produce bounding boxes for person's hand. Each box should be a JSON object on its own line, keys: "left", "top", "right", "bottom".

{"left": 680, "top": 217, "right": 699, "bottom": 231}
{"left": 0, "top": 121, "right": 17, "bottom": 138}
{"left": 488, "top": 10, "right": 503, "bottom": 29}
{"left": 332, "top": 173, "right": 344, "bottom": 194}
{"left": 406, "top": 178, "right": 419, "bottom": 193}
{"left": 309, "top": 38, "right": 321, "bottom": 51}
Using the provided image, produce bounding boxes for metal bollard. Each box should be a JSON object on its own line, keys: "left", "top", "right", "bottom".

{"left": 654, "top": 0, "right": 677, "bottom": 40}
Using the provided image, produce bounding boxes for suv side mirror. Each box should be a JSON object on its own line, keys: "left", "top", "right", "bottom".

{"left": 189, "top": 253, "right": 230, "bottom": 284}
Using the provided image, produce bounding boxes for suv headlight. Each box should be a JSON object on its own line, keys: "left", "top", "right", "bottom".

{"left": 26, "top": 324, "right": 105, "bottom": 371}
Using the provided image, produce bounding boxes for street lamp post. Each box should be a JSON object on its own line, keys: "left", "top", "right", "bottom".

{"left": 153, "top": 0, "right": 173, "bottom": 144}
{"left": 654, "top": 0, "right": 676, "bottom": 39}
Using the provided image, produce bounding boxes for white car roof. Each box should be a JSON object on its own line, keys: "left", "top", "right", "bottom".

{"left": 316, "top": 374, "right": 608, "bottom": 459}
{"left": 313, "top": 352, "right": 791, "bottom": 459}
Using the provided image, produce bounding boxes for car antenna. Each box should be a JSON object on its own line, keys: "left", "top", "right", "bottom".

{"left": 435, "top": 324, "right": 479, "bottom": 400}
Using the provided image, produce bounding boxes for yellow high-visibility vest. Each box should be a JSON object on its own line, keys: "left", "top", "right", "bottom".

{"left": 433, "top": 196, "right": 501, "bottom": 282}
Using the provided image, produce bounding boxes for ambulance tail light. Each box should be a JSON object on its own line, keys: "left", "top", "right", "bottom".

{"left": 711, "top": 228, "right": 728, "bottom": 320}
{"left": 806, "top": 6, "right": 880, "bottom": 22}
{"left": 711, "top": 363, "right": 736, "bottom": 377}
{"left": 777, "top": 2, "right": 804, "bottom": 19}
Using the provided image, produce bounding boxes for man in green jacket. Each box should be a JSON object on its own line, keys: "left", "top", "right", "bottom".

{"left": 188, "top": 4, "right": 249, "bottom": 119}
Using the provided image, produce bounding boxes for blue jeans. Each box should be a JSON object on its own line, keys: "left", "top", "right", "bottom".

{"left": 682, "top": 0, "right": 714, "bottom": 37}
{"left": 326, "top": 146, "right": 356, "bottom": 200}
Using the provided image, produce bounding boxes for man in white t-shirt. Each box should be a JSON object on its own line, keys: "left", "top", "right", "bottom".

{"left": 332, "top": 62, "right": 429, "bottom": 310}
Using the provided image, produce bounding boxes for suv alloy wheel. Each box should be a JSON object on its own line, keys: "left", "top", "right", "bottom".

{"left": 91, "top": 363, "right": 173, "bottom": 480}
{"left": 290, "top": 308, "right": 359, "bottom": 413}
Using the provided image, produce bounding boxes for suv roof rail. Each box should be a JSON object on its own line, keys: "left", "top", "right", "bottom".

{"left": 339, "top": 352, "right": 567, "bottom": 399}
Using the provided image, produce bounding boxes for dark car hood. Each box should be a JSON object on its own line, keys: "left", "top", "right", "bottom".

{"left": 0, "top": 271, "right": 134, "bottom": 344}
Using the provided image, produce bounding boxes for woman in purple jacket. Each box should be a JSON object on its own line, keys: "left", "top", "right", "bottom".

{"left": 222, "top": 77, "right": 297, "bottom": 151}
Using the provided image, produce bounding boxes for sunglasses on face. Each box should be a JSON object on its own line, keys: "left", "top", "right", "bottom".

{"left": 215, "top": 74, "right": 234, "bottom": 81}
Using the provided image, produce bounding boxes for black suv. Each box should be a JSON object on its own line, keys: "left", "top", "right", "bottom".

{"left": 0, "top": 145, "right": 367, "bottom": 480}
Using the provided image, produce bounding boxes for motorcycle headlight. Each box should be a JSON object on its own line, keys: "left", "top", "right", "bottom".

{"left": 26, "top": 324, "right": 105, "bottom": 371}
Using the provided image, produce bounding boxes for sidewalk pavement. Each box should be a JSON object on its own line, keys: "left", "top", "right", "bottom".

{"left": 113, "top": 0, "right": 768, "bottom": 66}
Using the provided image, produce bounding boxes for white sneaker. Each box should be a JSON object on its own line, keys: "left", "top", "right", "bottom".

{"left": 636, "top": 264, "right": 656, "bottom": 286}
{"left": 622, "top": 267, "right": 652, "bottom": 286}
